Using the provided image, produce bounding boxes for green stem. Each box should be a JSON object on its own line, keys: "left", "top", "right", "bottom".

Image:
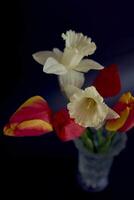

{"left": 98, "top": 131, "right": 116, "bottom": 153}
{"left": 80, "top": 128, "right": 94, "bottom": 152}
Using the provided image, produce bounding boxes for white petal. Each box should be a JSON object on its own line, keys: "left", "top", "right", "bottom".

{"left": 43, "top": 57, "right": 67, "bottom": 75}
{"left": 61, "top": 48, "right": 83, "bottom": 68}
{"left": 53, "top": 48, "right": 63, "bottom": 60}
{"left": 106, "top": 107, "right": 120, "bottom": 119}
{"left": 75, "top": 59, "right": 104, "bottom": 72}
{"left": 32, "top": 51, "right": 55, "bottom": 65}
{"left": 59, "top": 70, "right": 85, "bottom": 90}
{"left": 64, "top": 85, "right": 82, "bottom": 99}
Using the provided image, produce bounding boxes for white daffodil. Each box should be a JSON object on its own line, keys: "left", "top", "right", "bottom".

{"left": 32, "top": 30, "right": 104, "bottom": 90}
{"left": 66, "top": 85, "right": 119, "bottom": 129}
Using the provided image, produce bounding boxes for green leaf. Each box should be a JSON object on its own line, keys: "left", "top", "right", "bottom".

{"left": 87, "top": 128, "right": 94, "bottom": 140}
{"left": 80, "top": 130, "right": 94, "bottom": 152}
{"left": 96, "top": 128, "right": 105, "bottom": 146}
{"left": 98, "top": 131, "right": 116, "bottom": 153}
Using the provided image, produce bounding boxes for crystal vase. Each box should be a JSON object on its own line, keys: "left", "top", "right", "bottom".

{"left": 74, "top": 133, "right": 127, "bottom": 192}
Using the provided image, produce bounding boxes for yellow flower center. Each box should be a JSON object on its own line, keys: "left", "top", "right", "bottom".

{"left": 85, "top": 98, "right": 96, "bottom": 110}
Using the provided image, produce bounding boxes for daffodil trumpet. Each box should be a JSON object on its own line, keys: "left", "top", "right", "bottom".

{"left": 66, "top": 85, "right": 119, "bottom": 129}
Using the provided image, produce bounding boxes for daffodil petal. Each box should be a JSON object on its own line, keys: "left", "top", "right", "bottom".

{"left": 75, "top": 59, "right": 104, "bottom": 72}
{"left": 64, "top": 85, "right": 82, "bottom": 99}
{"left": 32, "top": 51, "right": 55, "bottom": 65}
{"left": 106, "top": 107, "right": 120, "bottom": 119}
{"left": 59, "top": 70, "right": 85, "bottom": 90}
{"left": 105, "top": 107, "right": 130, "bottom": 131}
{"left": 61, "top": 48, "right": 83, "bottom": 67}
{"left": 43, "top": 57, "right": 67, "bottom": 75}
{"left": 53, "top": 48, "right": 63, "bottom": 60}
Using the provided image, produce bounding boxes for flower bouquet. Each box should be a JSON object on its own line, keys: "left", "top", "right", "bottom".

{"left": 3, "top": 30, "right": 134, "bottom": 192}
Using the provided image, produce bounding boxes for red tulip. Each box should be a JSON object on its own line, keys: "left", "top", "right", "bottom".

{"left": 3, "top": 96, "right": 53, "bottom": 136}
{"left": 93, "top": 64, "right": 121, "bottom": 98}
{"left": 106, "top": 92, "right": 134, "bottom": 132}
{"left": 53, "top": 108, "right": 85, "bottom": 141}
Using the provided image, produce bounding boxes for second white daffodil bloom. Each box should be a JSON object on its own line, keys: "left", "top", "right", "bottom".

{"left": 33, "top": 30, "right": 104, "bottom": 89}
{"left": 66, "top": 86, "right": 119, "bottom": 129}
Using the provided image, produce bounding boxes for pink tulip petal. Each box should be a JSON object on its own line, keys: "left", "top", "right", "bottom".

{"left": 53, "top": 108, "right": 85, "bottom": 141}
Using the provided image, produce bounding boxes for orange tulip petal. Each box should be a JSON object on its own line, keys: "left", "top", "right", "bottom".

{"left": 119, "top": 92, "right": 132, "bottom": 104}
{"left": 14, "top": 119, "right": 53, "bottom": 137}
{"left": 119, "top": 107, "right": 134, "bottom": 132}
{"left": 106, "top": 107, "right": 130, "bottom": 131}
{"left": 3, "top": 124, "right": 15, "bottom": 136}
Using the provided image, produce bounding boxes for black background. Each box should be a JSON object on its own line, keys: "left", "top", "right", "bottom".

{"left": 1, "top": 0, "right": 134, "bottom": 199}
